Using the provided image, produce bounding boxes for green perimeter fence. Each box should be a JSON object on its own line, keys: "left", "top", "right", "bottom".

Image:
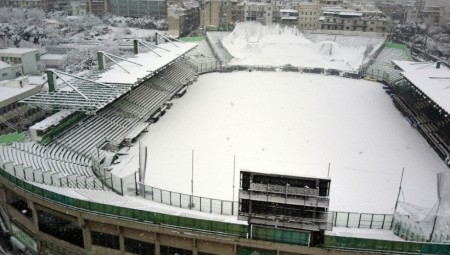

{"left": 252, "top": 225, "right": 310, "bottom": 246}
{"left": 324, "top": 235, "right": 450, "bottom": 254}
{"left": 0, "top": 165, "right": 310, "bottom": 246}
{"left": 0, "top": 166, "right": 246, "bottom": 238}
{"left": 2, "top": 165, "right": 450, "bottom": 253}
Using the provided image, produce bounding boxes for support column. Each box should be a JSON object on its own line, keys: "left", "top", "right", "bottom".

{"left": 155, "top": 232, "right": 160, "bottom": 255}
{"left": 119, "top": 226, "right": 125, "bottom": 255}
{"left": 97, "top": 52, "right": 105, "bottom": 70}
{"left": 27, "top": 201, "right": 39, "bottom": 233}
{"left": 192, "top": 238, "right": 198, "bottom": 255}
{"left": 27, "top": 201, "right": 41, "bottom": 252}
{"left": 78, "top": 217, "right": 92, "bottom": 253}
{"left": 133, "top": 39, "right": 139, "bottom": 55}
{"left": 46, "top": 70, "right": 55, "bottom": 92}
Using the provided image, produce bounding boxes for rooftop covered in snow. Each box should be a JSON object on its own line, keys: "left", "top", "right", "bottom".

{"left": 95, "top": 41, "right": 198, "bottom": 85}
{"left": 0, "top": 81, "right": 41, "bottom": 108}
{"left": 393, "top": 60, "right": 450, "bottom": 114}
{"left": 0, "top": 61, "right": 11, "bottom": 69}
{"left": 20, "top": 41, "right": 198, "bottom": 113}
{"left": 0, "top": 48, "right": 39, "bottom": 56}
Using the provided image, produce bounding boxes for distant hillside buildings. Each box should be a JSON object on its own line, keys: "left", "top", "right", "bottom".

{"left": 377, "top": 0, "right": 450, "bottom": 30}
{"left": 3, "top": 0, "right": 449, "bottom": 36}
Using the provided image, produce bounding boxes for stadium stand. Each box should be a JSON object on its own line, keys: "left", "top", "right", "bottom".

{"left": 206, "top": 32, "right": 234, "bottom": 63}
{"left": 47, "top": 61, "right": 198, "bottom": 161}
{"left": 365, "top": 47, "right": 411, "bottom": 84}
{"left": 185, "top": 40, "right": 219, "bottom": 72}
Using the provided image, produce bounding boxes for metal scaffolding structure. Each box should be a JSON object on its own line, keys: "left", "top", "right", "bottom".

{"left": 21, "top": 70, "right": 133, "bottom": 114}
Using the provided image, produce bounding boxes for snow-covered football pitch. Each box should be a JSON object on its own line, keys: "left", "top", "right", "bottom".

{"left": 117, "top": 71, "right": 446, "bottom": 214}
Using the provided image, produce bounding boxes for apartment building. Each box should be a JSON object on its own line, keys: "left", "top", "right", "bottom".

{"left": 0, "top": 48, "right": 40, "bottom": 75}
{"left": 320, "top": 6, "right": 387, "bottom": 32}
{"left": 406, "top": 5, "right": 442, "bottom": 25}
{"left": 295, "top": 1, "right": 321, "bottom": 30}
{"left": 86, "top": 0, "right": 110, "bottom": 16}
{"left": 0, "top": 0, "right": 49, "bottom": 10}
{"left": 0, "top": 63, "right": 16, "bottom": 83}
{"left": 0, "top": 78, "right": 45, "bottom": 135}
{"left": 0, "top": 0, "right": 86, "bottom": 14}
{"left": 243, "top": 1, "right": 280, "bottom": 25}
{"left": 109, "top": 0, "right": 166, "bottom": 18}
{"left": 202, "top": 0, "right": 233, "bottom": 28}
{"left": 168, "top": 0, "right": 200, "bottom": 37}
{"left": 280, "top": 9, "right": 298, "bottom": 25}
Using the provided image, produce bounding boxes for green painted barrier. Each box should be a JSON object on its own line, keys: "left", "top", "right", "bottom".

{"left": 7, "top": 166, "right": 448, "bottom": 252}
{"left": 385, "top": 42, "right": 414, "bottom": 61}
{"left": 252, "top": 225, "right": 310, "bottom": 246}
{"left": 180, "top": 36, "right": 206, "bottom": 42}
{"left": 324, "top": 235, "right": 450, "bottom": 254}
{"left": 0, "top": 168, "right": 248, "bottom": 238}
{"left": 40, "top": 112, "right": 85, "bottom": 145}
{"left": 0, "top": 132, "right": 26, "bottom": 145}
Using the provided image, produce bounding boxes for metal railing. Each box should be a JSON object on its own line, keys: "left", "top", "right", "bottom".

{"left": 333, "top": 211, "right": 393, "bottom": 230}
{"left": 2, "top": 164, "right": 450, "bottom": 253}
{"left": 138, "top": 183, "right": 237, "bottom": 216}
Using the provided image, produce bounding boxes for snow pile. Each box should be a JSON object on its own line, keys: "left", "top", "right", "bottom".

{"left": 221, "top": 22, "right": 380, "bottom": 71}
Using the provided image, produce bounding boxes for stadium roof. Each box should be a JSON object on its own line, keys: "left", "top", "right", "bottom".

{"left": 21, "top": 41, "right": 198, "bottom": 114}
{"left": 96, "top": 41, "right": 198, "bottom": 84}
{"left": 393, "top": 60, "right": 450, "bottom": 114}
{"left": 21, "top": 74, "right": 132, "bottom": 113}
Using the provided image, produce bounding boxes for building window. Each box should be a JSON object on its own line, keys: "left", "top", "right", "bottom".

{"left": 37, "top": 210, "right": 84, "bottom": 248}
{"left": 125, "top": 238, "right": 155, "bottom": 255}
{"left": 91, "top": 231, "right": 120, "bottom": 250}
{"left": 2, "top": 73, "right": 6, "bottom": 77}
{"left": 160, "top": 246, "right": 192, "bottom": 255}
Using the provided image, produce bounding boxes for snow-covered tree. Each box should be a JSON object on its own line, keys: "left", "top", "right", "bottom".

{"left": 21, "top": 25, "right": 46, "bottom": 44}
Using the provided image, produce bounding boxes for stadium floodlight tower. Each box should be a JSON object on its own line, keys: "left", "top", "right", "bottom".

{"left": 239, "top": 170, "right": 332, "bottom": 246}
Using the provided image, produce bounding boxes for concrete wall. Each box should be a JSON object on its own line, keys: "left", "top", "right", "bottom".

{"left": 0, "top": 177, "right": 371, "bottom": 255}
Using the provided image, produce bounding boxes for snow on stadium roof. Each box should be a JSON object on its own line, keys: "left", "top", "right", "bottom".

{"left": 29, "top": 109, "right": 77, "bottom": 131}
{"left": 95, "top": 41, "right": 198, "bottom": 85}
{"left": 21, "top": 75, "right": 132, "bottom": 113}
{"left": 393, "top": 60, "right": 450, "bottom": 114}
{"left": 20, "top": 41, "right": 198, "bottom": 113}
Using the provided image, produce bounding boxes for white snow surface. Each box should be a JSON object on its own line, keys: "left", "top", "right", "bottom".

{"left": 0, "top": 48, "right": 38, "bottom": 55}
{"left": 0, "top": 61, "right": 10, "bottom": 69}
{"left": 112, "top": 71, "right": 447, "bottom": 214}
{"left": 221, "top": 22, "right": 384, "bottom": 71}
{"left": 95, "top": 41, "right": 197, "bottom": 84}
{"left": 30, "top": 109, "right": 76, "bottom": 130}
{"left": 40, "top": 54, "right": 66, "bottom": 60}
{"left": 393, "top": 60, "right": 450, "bottom": 114}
